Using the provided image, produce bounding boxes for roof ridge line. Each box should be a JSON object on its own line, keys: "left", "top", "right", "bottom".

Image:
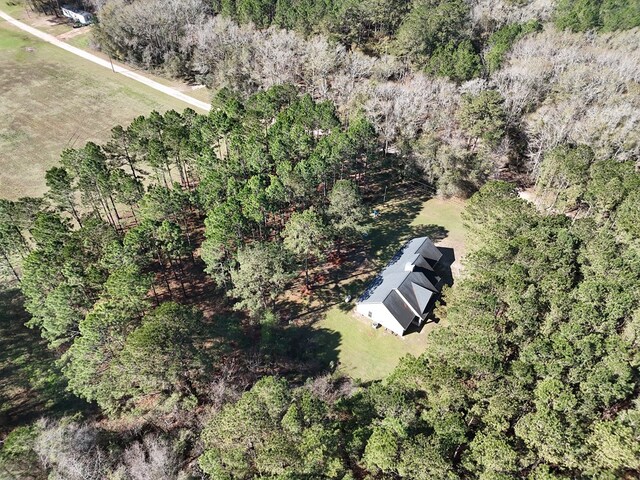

{"left": 393, "top": 287, "right": 422, "bottom": 318}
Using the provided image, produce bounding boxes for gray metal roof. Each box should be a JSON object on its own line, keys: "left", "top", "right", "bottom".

{"left": 359, "top": 237, "right": 442, "bottom": 324}
{"left": 391, "top": 237, "right": 443, "bottom": 269}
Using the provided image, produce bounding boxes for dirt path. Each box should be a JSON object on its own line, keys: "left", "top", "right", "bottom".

{"left": 0, "top": 9, "right": 211, "bottom": 112}
{"left": 56, "top": 26, "right": 87, "bottom": 40}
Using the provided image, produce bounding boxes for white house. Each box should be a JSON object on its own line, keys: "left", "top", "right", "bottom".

{"left": 356, "top": 237, "right": 442, "bottom": 336}
{"left": 61, "top": 5, "right": 93, "bottom": 24}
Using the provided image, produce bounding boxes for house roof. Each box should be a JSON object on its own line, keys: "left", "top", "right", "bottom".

{"left": 396, "top": 274, "right": 437, "bottom": 314}
{"left": 396, "top": 237, "right": 443, "bottom": 267}
{"left": 403, "top": 253, "right": 433, "bottom": 272}
{"left": 358, "top": 237, "right": 442, "bottom": 324}
{"left": 382, "top": 290, "right": 417, "bottom": 330}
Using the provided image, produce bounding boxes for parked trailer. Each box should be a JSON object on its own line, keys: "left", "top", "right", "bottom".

{"left": 61, "top": 6, "right": 93, "bottom": 24}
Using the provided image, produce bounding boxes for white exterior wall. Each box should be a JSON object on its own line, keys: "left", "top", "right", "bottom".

{"left": 355, "top": 302, "right": 371, "bottom": 321}
{"left": 356, "top": 302, "right": 405, "bottom": 336}
{"left": 78, "top": 12, "right": 92, "bottom": 24}
{"left": 61, "top": 8, "right": 77, "bottom": 20}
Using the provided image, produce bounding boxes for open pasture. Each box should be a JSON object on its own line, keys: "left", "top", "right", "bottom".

{"left": 0, "top": 23, "right": 201, "bottom": 199}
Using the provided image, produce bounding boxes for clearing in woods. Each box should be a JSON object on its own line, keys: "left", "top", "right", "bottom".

{"left": 309, "top": 189, "right": 468, "bottom": 382}
{"left": 0, "top": 23, "right": 205, "bottom": 200}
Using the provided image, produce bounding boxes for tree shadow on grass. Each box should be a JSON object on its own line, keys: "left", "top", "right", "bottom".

{"left": 0, "top": 286, "right": 91, "bottom": 434}
{"left": 333, "top": 273, "right": 378, "bottom": 313}
{"left": 275, "top": 325, "right": 341, "bottom": 381}
{"left": 367, "top": 188, "right": 448, "bottom": 266}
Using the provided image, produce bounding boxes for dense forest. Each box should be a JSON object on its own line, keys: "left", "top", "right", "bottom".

{"left": 89, "top": 0, "right": 640, "bottom": 193}
{"left": 2, "top": 0, "right": 640, "bottom": 478}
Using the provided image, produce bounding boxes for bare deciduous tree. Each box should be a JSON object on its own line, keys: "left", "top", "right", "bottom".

{"left": 494, "top": 26, "right": 640, "bottom": 175}
{"left": 121, "top": 435, "right": 180, "bottom": 480}
{"left": 33, "top": 419, "right": 108, "bottom": 480}
{"left": 469, "top": 0, "right": 555, "bottom": 32}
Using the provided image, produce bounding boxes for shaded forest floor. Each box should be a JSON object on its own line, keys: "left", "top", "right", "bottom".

{"left": 0, "top": 285, "right": 89, "bottom": 435}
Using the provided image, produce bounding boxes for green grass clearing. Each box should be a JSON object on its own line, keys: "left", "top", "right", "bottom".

{"left": 320, "top": 307, "right": 439, "bottom": 381}
{"left": 65, "top": 31, "right": 91, "bottom": 49}
{"left": 0, "top": 0, "right": 24, "bottom": 16}
{"left": 0, "top": 23, "right": 206, "bottom": 199}
{"left": 411, "top": 197, "right": 466, "bottom": 249}
{"left": 312, "top": 192, "right": 466, "bottom": 382}
{"left": 412, "top": 196, "right": 467, "bottom": 274}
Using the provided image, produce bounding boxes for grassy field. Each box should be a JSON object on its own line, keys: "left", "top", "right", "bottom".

{"left": 1, "top": 0, "right": 24, "bottom": 16}
{"left": 311, "top": 191, "right": 467, "bottom": 382}
{"left": 0, "top": 23, "right": 206, "bottom": 200}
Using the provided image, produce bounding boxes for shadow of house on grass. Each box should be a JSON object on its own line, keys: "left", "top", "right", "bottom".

{"left": 435, "top": 246, "right": 456, "bottom": 288}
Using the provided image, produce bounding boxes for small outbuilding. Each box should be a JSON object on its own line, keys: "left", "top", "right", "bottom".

{"left": 356, "top": 237, "right": 443, "bottom": 336}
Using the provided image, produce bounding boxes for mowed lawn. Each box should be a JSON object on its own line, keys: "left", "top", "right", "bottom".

{"left": 411, "top": 196, "right": 467, "bottom": 276}
{"left": 314, "top": 194, "right": 467, "bottom": 382}
{"left": 0, "top": 23, "right": 205, "bottom": 199}
{"left": 321, "top": 308, "right": 441, "bottom": 381}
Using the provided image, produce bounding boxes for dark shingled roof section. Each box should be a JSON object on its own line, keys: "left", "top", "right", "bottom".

{"left": 396, "top": 276, "right": 436, "bottom": 315}
{"left": 410, "top": 237, "right": 443, "bottom": 265}
{"left": 382, "top": 290, "right": 416, "bottom": 330}
{"left": 359, "top": 237, "right": 442, "bottom": 304}
{"left": 404, "top": 253, "right": 434, "bottom": 272}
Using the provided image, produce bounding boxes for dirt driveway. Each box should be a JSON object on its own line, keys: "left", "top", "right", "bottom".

{"left": 0, "top": 9, "right": 211, "bottom": 112}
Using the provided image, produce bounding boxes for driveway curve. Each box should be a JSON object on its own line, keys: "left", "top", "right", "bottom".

{"left": 0, "top": 9, "right": 211, "bottom": 112}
